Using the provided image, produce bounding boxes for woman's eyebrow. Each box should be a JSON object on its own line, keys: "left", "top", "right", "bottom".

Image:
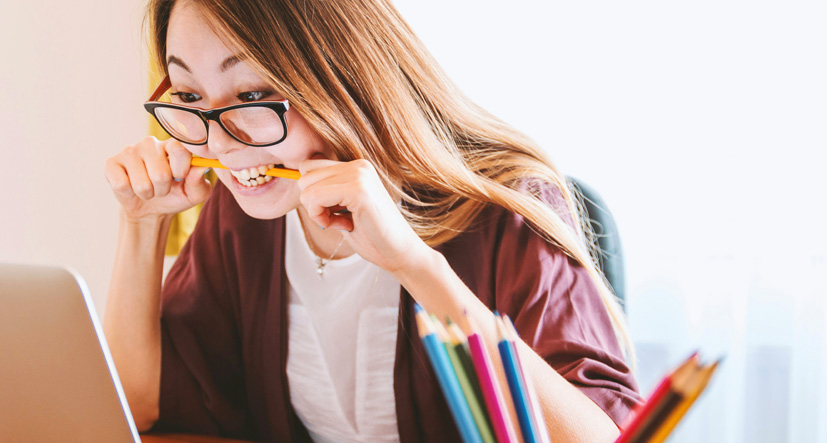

{"left": 166, "top": 54, "right": 241, "bottom": 73}
{"left": 167, "top": 55, "right": 191, "bottom": 72}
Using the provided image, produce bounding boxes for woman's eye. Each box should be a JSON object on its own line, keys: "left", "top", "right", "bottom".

{"left": 238, "top": 91, "right": 271, "bottom": 102}
{"left": 170, "top": 92, "right": 201, "bottom": 103}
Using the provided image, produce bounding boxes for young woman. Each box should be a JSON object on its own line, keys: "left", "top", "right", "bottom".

{"left": 103, "top": 0, "right": 641, "bottom": 441}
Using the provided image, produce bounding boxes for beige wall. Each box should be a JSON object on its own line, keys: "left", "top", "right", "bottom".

{"left": 0, "top": 1, "right": 147, "bottom": 314}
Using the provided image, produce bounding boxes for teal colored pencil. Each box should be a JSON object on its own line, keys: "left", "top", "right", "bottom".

{"left": 503, "top": 315, "right": 552, "bottom": 443}
{"left": 497, "top": 315, "right": 543, "bottom": 443}
{"left": 415, "top": 305, "right": 483, "bottom": 443}
{"left": 435, "top": 319, "right": 496, "bottom": 443}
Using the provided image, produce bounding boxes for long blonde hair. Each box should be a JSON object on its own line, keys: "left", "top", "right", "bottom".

{"left": 146, "top": 0, "right": 634, "bottom": 359}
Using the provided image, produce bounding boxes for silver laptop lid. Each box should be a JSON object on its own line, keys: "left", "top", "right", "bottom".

{"left": 0, "top": 263, "right": 141, "bottom": 442}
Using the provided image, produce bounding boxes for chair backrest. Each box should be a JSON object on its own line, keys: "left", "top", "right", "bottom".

{"left": 567, "top": 177, "right": 626, "bottom": 311}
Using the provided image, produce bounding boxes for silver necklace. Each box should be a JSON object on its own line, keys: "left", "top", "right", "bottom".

{"left": 314, "top": 237, "right": 346, "bottom": 279}
{"left": 298, "top": 215, "right": 347, "bottom": 279}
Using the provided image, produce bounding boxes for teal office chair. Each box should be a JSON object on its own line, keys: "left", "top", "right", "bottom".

{"left": 567, "top": 177, "right": 626, "bottom": 311}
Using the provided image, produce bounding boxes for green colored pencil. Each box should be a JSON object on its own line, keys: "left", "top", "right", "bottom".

{"left": 431, "top": 315, "right": 496, "bottom": 443}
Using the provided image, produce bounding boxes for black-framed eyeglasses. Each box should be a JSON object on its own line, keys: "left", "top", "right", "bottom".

{"left": 144, "top": 75, "right": 289, "bottom": 147}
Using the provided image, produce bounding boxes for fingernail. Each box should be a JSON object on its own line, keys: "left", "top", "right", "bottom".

{"left": 203, "top": 168, "right": 213, "bottom": 175}
{"left": 318, "top": 225, "right": 325, "bottom": 230}
{"left": 173, "top": 178, "right": 183, "bottom": 182}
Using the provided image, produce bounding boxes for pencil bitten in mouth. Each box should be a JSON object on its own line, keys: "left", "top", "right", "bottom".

{"left": 230, "top": 164, "right": 279, "bottom": 187}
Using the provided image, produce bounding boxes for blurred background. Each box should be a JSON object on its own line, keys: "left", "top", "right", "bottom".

{"left": 1, "top": 0, "right": 825, "bottom": 441}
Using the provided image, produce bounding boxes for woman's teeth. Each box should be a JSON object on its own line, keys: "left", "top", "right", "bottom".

{"left": 230, "top": 164, "right": 277, "bottom": 187}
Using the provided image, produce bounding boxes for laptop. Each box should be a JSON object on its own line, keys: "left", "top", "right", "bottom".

{"left": 0, "top": 263, "right": 141, "bottom": 442}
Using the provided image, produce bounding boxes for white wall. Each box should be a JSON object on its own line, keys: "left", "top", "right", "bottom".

{"left": 0, "top": 1, "right": 147, "bottom": 312}
{"left": 393, "top": 2, "right": 827, "bottom": 441}
{"left": 394, "top": 0, "right": 827, "bottom": 262}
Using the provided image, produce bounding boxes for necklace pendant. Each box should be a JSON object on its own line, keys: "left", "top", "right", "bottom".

{"left": 315, "top": 258, "right": 325, "bottom": 279}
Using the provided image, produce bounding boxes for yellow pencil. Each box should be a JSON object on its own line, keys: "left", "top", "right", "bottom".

{"left": 647, "top": 359, "right": 721, "bottom": 443}
{"left": 190, "top": 157, "right": 301, "bottom": 180}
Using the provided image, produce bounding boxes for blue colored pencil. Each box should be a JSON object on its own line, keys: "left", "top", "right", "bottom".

{"left": 496, "top": 314, "right": 543, "bottom": 443}
{"left": 415, "top": 304, "right": 483, "bottom": 443}
{"left": 503, "top": 315, "right": 552, "bottom": 443}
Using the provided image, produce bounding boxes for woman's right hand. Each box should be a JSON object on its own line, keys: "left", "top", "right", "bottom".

{"left": 104, "top": 136, "right": 212, "bottom": 221}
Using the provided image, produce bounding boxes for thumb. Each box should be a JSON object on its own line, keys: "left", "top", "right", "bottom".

{"left": 182, "top": 166, "right": 212, "bottom": 205}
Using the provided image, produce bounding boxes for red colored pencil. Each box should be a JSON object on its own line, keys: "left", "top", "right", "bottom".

{"left": 615, "top": 353, "right": 699, "bottom": 443}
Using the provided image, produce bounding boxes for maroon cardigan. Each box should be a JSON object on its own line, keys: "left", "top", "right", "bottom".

{"left": 153, "top": 181, "right": 641, "bottom": 441}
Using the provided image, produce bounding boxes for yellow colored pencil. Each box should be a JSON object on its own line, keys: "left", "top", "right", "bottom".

{"left": 190, "top": 157, "right": 301, "bottom": 180}
{"left": 647, "top": 359, "right": 721, "bottom": 443}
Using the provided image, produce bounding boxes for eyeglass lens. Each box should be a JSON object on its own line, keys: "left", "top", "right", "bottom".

{"left": 154, "top": 107, "right": 285, "bottom": 145}
{"left": 155, "top": 108, "right": 207, "bottom": 144}
{"left": 220, "top": 108, "right": 284, "bottom": 145}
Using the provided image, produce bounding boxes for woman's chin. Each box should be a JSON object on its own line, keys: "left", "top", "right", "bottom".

{"left": 220, "top": 174, "right": 298, "bottom": 220}
{"left": 236, "top": 202, "right": 291, "bottom": 220}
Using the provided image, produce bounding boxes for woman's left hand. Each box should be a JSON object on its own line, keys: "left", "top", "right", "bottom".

{"left": 297, "top": 155, "right": 430, "bottom": 276}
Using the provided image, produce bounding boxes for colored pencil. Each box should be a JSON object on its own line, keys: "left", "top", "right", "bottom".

{"left": 433, "top": 317, "right": 496, "bottom": 443}
{"left": 190, "top": 157, "right": 301, "bottom": 180}
{"left": 497, "top": 315, "right": 542, "bottom": 443}
{"left": 446, "top": 322, "right": 488, "bottom": 411}
{"left": 647, "top": 359, "right": 721, "bottom": 443}
{"left": 502, "top": 316, "right": 551, "bottom": 443}
{"left": 415, "top": 305, "right": 483, "bottom": 443}
{"left": 615, "top": 352, "right": 699, "bottom": 443}
{"left": 460, "top": 315, "right": 520, "bottom": 443}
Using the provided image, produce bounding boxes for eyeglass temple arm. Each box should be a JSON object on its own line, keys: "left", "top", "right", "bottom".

{"left": 149, "top": 75, "right": 172, "bottom": 101}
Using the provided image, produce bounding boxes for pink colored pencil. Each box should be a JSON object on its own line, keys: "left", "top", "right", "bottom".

{"left": 462, "top": 316, "right": 519, "bottom": 443}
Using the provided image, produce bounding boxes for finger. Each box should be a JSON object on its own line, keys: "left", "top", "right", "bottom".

{"left": 165, "top": 139, "right": 192, "bottom": 181}
{"left": 143, "top": 145, "right": 174, "bottom": 198}
{"left": 120, "top": 153, "right": 154, "bottom": 200}
{"left": 301, "top": 180, "right": 365, "bottom": 229}
{"left": 298, "top": 155, "right": 342, "bottom": 176}
{"left": 326, "top": 213, "right": 354, "bottom": 232}
{"left": 297, "top": 162, "right": 357, "bottom": 194}
{"left": 181, "top": 165, "right": 212, "bottom": 205}
{"left": 104, "top": 157, "right": 136, "bottom": 199}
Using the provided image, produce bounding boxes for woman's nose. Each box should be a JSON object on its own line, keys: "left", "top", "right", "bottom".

{"left": 205, "top": 120, "right": 243, "bottom": 155}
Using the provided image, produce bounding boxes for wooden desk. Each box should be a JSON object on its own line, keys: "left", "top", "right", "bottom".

{"left": 141, "top": 433, "right": 253, "bottom": 443}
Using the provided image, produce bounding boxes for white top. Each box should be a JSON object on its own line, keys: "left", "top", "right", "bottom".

{"left": 284, "top": 209, "right": 401, "bottom": 442}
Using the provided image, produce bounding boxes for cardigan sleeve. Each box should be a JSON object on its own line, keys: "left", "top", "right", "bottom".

{"left": 493, "top": 183, "right": 642, "bottom": 427}
{"left": 150, "top": 186, "right": 253, "bottom": 437}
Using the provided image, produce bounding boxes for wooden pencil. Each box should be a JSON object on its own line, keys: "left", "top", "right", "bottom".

{"left": 497, "top": 315, "right": 542, "bottom": 443}
{"left": 415, "top": 305, "right": 482, "bottom": 443}
{"left": 459, "top": 315, "right": 520, "bottom": 443}
{"left": 190, "top": 157, "right": 301, "bottom": 180}
{"left": 433, "top": 317, "right": 496, "bottom": 443}
{"left": 616, "top": 352, "right": 699, "bottom": 443}
{"left": 502, "top": 316, "right": 551, "bottom": 443}
{"left": 647, "top": 359, "right": 721, "bottom": 443}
